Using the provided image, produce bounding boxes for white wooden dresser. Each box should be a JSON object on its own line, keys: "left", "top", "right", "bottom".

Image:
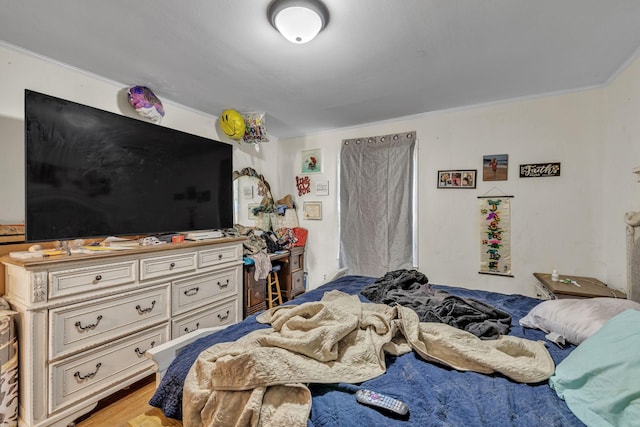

{"left": 1, "top": 237, "right": 244, "bottom": 427}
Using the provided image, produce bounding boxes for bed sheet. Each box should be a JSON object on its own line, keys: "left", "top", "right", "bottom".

{"left": 150, "top": 275, "right": 584, "bottom": 426}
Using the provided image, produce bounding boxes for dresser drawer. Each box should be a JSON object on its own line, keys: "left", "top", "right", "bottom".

{"left": 140, "top": 252, "right": 197, "bottom": 281}
{"left": 198, "top": 244, "right": 242, "bottom": 268}
{"left": 171, "top": 298, "right": 237, "bottom": 339}
{"left": 49, "top": 324, "right": 168, "bottom": 413}
{"left": 290, "top": 248, "right": 304, "bottom": 271}
{"left": 247, "top": 279, "right": 266, "bottom": 310}
{"left": 49, "top": 285, "right": 170, "bottom": 359}
{"left": 49, "top": 261, "right": 137, "bottom": 299}
{"left": 292, "top": 269, "right": 305, "bottom": 297}
{"left": 172, "top": 267, "right": 239, "bottom": 316}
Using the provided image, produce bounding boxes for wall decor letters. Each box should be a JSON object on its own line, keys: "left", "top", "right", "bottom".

{"left": 519, "top": 162, "right": 561, "bottom": 178}
{"left": 296, "top": 176, "right": 311, "bottom": 196}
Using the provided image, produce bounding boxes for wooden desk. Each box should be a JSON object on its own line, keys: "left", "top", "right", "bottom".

{"left": 243, "top": 248, "right": 306, "bottom": 317}
{"left": 533, "top": 272, "right": 626, "bottom": 299}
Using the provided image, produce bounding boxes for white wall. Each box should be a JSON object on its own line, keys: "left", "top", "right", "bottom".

{"left": 279, "top": 88, "right": 612, "bottom": 297}
{"left": 0, "top": 43, "right": 277, "bottom": 224}
{"left": 602, "top": 54, "right": 640, "bottom": 288}
{"left": 3, "top": 42, "right": 639, "bottom": 299}
{"left": 280, "top": 54, "right": 640, "bottom": 297}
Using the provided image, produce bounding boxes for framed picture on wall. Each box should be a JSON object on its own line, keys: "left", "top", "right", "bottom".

{"left": 437, "top": 170, "right": 477, "bottom": 188}
{"left": 315, "top": 180, "right": 329, "bottom": 196}
{"left": 301, "top": 149, "right": 322, "bottom": 173}
{"left": 483, "top": 154, "right": 509, "bottom": 181}
{"left": 303, "top": 201, "right": 323, "bottom": 220}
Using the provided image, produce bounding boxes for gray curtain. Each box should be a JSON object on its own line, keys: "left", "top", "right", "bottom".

{"left": 339, "top": 131, "right": 415, "bottom": 277}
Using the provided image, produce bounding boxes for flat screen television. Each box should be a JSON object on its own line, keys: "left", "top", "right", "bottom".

{"left": 25, "top": 90, "right": 233, "bottom": 242}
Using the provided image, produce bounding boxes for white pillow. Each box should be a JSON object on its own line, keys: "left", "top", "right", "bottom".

{"left": 519, "top": 297, "right": 640, "bottom": 345}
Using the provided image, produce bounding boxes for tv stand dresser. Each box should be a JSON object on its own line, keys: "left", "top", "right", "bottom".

{"left": 1, "top": 237, "right": 244, "bottom": 427}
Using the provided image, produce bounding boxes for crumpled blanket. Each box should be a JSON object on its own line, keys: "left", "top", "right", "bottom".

{"left": 361, "top": 269, "right": 512, "bottom": 339}
{"left": 182, "top": 291, "right": 554, "bottom": 427}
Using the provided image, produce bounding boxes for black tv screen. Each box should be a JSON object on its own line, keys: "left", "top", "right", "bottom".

{"left": 25, "top": 90, "right": 233, "bottom": 242}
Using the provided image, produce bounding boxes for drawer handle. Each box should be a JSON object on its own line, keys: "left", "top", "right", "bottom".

{"left": 74, "top": 363, "right": 102, "bottom": 381}
{"left": 184, "top": 287, "right": 200, "bottom": 296}
{"left": 134, "top": 340, "right": 156, "bottom": 357}
{"left": 184, "top": 322, "right": 200, "bottom": 334}
{"left": 218, "top": 254, "right": 223, "bottom": 260}
{"left": 95, "top": 274, "right": 102, "bottom": 282}
{"left": 169, "top": 262, "right": 176, "bottom": 269}
{"left": 217, "top": 310, "right": 230, "bottom": 321}
{"left": 217, "top": 279, "right": 230, "bottom": 289}
{"left": 75, "top": 315, "right": 103, "bottom": 331}
{"left": 135, "top": 300, "right": 156, "bottom": 315}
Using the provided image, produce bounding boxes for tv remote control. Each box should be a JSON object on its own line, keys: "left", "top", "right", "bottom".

{"left": 355, "top": 389, "right": 409, "bottom": 416}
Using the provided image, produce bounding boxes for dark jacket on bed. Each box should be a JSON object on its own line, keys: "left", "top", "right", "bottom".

{"left": 361, "top": 269, "right": 512, "bottom": 339}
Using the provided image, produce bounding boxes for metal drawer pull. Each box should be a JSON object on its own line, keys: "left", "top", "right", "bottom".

{"left": 74, "top": 363, "right": 102, "bottom": 381}
{"left": 184, "top": 322, "right": 200, "bottom": 334}
{"left": 75, "top": 315, "right": 103, "bottom": 331}
{"left": 95, "top": 274, "right": 102, "bottom": 282}
{"left": 169, "top": 262, "right": 176, "bottom": 269}
{"left": 217, "top": 310, "right": 230, "bottom": 321}
{"left": 218, "top": 253, "right": 223, "bottom": 259}
{"left": 184, "top": 287, "right": 199, "bottom": 296}
{"left": 135, "top": 300, "right": 156, "bottom": 315}
{"left": 217, "top": 279, "right": 230, "bottom": 288}
{"left": 135, "top": 340, "right": 156, "bottom": 357}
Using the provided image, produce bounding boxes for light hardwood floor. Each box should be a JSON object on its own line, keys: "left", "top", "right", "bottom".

{"left": 74, "top": 375, "right": 182, "bottom": 427}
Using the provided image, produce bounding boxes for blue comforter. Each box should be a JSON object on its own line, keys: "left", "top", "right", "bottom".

{"left": 150, "top": 275, "right": 583, "bottom": 426}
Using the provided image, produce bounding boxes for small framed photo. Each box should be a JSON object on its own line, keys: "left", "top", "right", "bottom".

{"left": 483, "top": 154, "right": 509, "bottom": 181}
{"left": 301, "top": 149, "right": 322, "bottom": 173}
{"left": 437, "top": 170, "right": 477, "bottom": 189}
{"left": 241, "top": 185, "right": 254, "bottom": 199}
{"left": 315, "top": 180, "right": 329, "bottom": 196}
{"left": 303, "top": 201, "right": 323, "bottom": 220}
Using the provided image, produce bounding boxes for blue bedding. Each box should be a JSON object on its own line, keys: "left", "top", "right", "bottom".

{"left": 150, "top": 275, "right": 584, "bottom": 426}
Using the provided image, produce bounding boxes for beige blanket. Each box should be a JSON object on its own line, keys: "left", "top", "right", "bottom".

{"left": 183, "top": 290, "right": 554, "bottom": 427}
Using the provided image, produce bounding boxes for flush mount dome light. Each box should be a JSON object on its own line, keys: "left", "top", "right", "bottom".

{"left": 268, "top": 0, "right": 329, "bottom": 44}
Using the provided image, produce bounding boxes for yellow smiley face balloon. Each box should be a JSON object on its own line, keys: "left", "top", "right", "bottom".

{"left": 220, "top": 109, "right": 246, "bottom": 141}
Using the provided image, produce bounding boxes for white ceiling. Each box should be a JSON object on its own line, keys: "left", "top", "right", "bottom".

{"left": 2, "top": 0, "right": 640, "bottom": 140}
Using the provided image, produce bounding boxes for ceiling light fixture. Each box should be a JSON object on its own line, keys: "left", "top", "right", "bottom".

{"left": 268, "top": 0, "right": 329, "bottom": 44}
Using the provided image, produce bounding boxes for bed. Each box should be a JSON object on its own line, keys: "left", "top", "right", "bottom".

{"left": 145, "top": 172, "right": 640, "bottom": 426}
{"left": 149, "top": 275, "right": 586, "bottom": 426}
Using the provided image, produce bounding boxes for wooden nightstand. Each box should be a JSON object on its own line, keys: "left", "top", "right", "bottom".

{"left": 533, "top": 272, "right": 626, "bottom": 299}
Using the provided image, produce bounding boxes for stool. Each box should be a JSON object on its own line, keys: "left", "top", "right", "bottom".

{"left": 267, "top": 264, "right": 283, "bottom": 309}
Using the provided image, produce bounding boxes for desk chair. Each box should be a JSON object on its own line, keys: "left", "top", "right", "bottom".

{"left": 267, "top": 263, "right": 283, "bottom": 309}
